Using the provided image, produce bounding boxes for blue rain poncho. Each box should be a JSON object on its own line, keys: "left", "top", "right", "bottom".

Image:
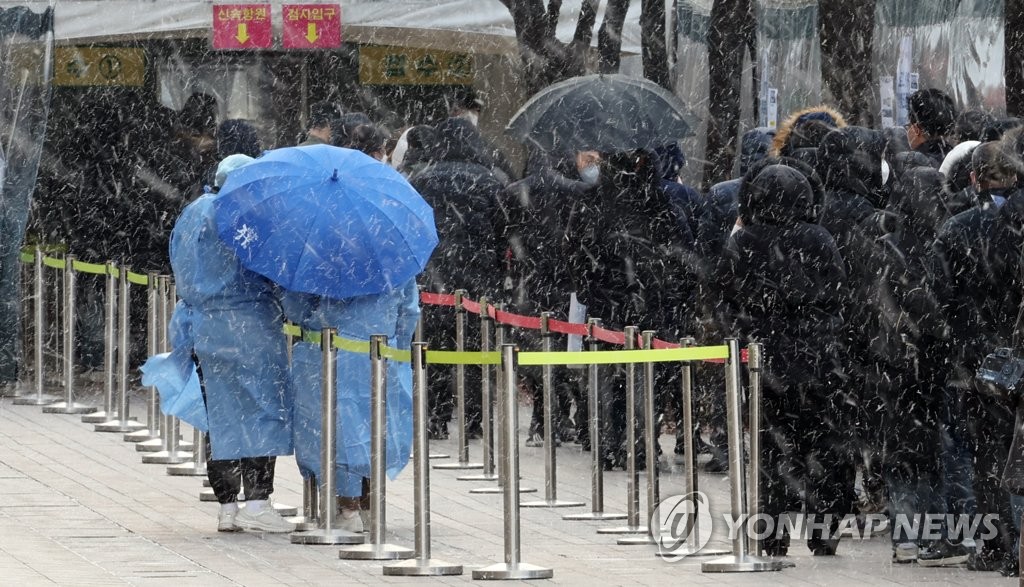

{"left": 169, "top": 193, "right": 292, "bottom": 460}
{"left": 283, "top": 279, "right": 419, "bottom": 497}
{"left": 139, "top": 302, "right": 208, "bottom": 431}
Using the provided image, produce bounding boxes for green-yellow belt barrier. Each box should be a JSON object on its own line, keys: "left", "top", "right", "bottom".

{"left": 71, "top": 260, "right": 109, "bottom": 275}
{"left": 286, "top": 324, "right": 729, "bottom": 366}
{"left": 20, "top": 247, "right": 151, "bottom": 285}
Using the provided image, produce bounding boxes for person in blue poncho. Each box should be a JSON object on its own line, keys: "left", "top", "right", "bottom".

{"left": 169, "top": 153, "right": 295, "bottom": 534}
{"left": 282, "top": 279, "right": 419, "bottom": 534}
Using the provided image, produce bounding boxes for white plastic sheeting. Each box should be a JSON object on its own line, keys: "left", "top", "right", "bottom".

{"left": 673, "top": 0, "right": 1007, "bottom": 183}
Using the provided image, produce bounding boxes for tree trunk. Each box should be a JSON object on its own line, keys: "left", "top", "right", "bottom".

{"left": 705, "top": 0, "right": 754, "bottom": 186}
{"left": 1007, "top": 0, "right": 1024, "bottom": 117}
{"left": 641, "top": 0, "right": 670, "bottom": 89}
{"left": 598, "top": 0, "right": 630, "bottom": 73}
{"left": 504, "top": 0, "right": 601, "bottom": 95}
{"left": 819, "top": 0, "right": 876, "bottom": 126}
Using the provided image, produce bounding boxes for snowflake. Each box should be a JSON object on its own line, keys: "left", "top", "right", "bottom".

{"left": 233, "top": 224, "right": 259, "bottom": 249}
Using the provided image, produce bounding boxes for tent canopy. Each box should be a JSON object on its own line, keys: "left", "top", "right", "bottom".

{"left": 12, "top": 0, "right": 650, "bottom": 55}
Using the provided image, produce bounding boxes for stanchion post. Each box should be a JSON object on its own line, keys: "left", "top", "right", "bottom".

{"left": 290, "top": 328, "right": 364, "bottom": 545}
{"left": 16, "top": 249, "right": 57, "bottom": 406}
{"left": 656, "top": 337, "right": 729, "bottom": 558}
{"left": 618, "top": 330, "right": 661, "bottom": 545}
{"left": 747, "top": 343, "right": 763, "bottom": 555}
{"left": 339, "top": 334, "right": 413, "bottom": 559}
{"left": 480, "top": 296, "right": 494, "bottom": 477}
{"left": 433, "top": 291, "right": 477, "bottom": 471}
{"left": 564, "top": 318, "right": 626, "bottom": 521}
{"left": 126, "top": 271, "right": 162, "bottom": 444}
{"left": 453, "top": 295, "right": 499, "bottom": 479}
{"left": 5, "top": 253, "right": 29, "bottom": 397}
{"left": 83, "top": 262, "right": 119, "bottom": 422}
{"left": 45, "top": 256, "right": 96, "bottom": 414}
{"left": 94, "top": 265, "right": 144, "bottom": 433}
{"left": 473, "top": 344, "right": 553, "bottom": 580}
{"left": 384, "top": 342, "right": 463, "bottom": 576}
{"left": 702, "top": 339, "right": 782, "bottom": 573}
{"left": 522, "top": 312, "right": 583, "bottom": 509}
{"left": 598, "top": 326, "right": 646, "bottom": 535}
{"left": 142, "top": 276, "right": 192, "bottom": 465}
{"left": 469, "top": 303, "right": 535, "bottom": 495}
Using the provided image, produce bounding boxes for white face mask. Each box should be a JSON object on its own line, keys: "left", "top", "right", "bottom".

{"left": 460, "top": 111, "right": 479, "bottom": 127}
{"left": 881, "top": 159, "right": 891, "bottom": 185}
{"left": 579, "top": 165, "right": 600, "bottom": 185}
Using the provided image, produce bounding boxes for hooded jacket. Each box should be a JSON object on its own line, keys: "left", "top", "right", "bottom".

{"left": 565, "top": 149, "right": 695, "bottom": 335}
{"left": 770, "top": 106, "right": 847, "bottom": 157}
{"left": 409, "top": 118, "right": 507, "bottom": 298}
{"left": 818, "top": 126, "right": 888, "bottom": 258}
{"left": 715, "top": 164, "right": 847, "bottom": 386}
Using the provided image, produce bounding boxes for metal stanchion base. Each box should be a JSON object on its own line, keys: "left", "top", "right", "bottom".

{"left": 135, "top": 438, "right": 165, "bottom": 452}
{"left": 14, "top": 394, "right": 59, "bottom": 406}
{"left": 656, "top": 546, "right": 731, "bottom": 559}
{"left": 456, "top": 472, "right": 498, "bottom": 481}
{"left": 468, "top": 486, "right": 536, "bottom": 494}
{"left": 617, "top": 534, "right": 657, "bottom": 545}
{"left": 383, "top": 557, "right": 463, "bottom": 576}
{"left": 428, "top": 453, "right": 450, "bottom": 459}
{"left": 562, "top": 511, "right": 627, "bottom": 521}
{"left": 290, "top": 528, "right": 365, "bottom": 545}
{"left": 166, "top": 462, "right": 207, "bottom": 477}
{"left": 701, "top": 554, "right": 785, "bottom": 573}
{"left": 521, "top": 499, "right": 585, "bottom": 508}
{"left": 141, "top": 449, "right": 192, "bottom": 465}
{"left": 596, "top": 525, "right": 647, "bottom": 535}
{"left": 199, "top": 488, "right": 217, "bottom": 502}
{"left": 472, "top": 562, "right": 553, "bottom": 580}
{"left": 338, "top": 542, "right": 415, "bottom": 560}
{"left": 286, "top": 517, "right": 318, "bottom": 532}
{"left": 94, "top": 418, "right": 144, "bottom": 433}
{"left": 123, "top": 428, "right": 158, "bottom": 443}
{"left": 43, "top": 401, "right": 97, "bottom": 415}
{"left": 81, "top": 410, "right": 116, "bottom": 424}
{"left": 433, "top": 461, "right": 483, "bottom": 470}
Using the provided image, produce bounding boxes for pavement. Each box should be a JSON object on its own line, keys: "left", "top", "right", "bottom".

{"left": 0, "top": 379, "right": 1017, "bottom": 587}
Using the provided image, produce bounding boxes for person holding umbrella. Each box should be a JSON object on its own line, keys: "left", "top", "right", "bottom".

{"left": 210, "top": 144, "right": 438, "bottom": 532}
{"left": 169, "top": 153, "right": 296, "bottom": 533}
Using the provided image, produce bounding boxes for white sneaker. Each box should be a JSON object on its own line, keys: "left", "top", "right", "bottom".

{"left": 893, "top": 542, "right": 918, "bottom": 564}
{"left": 217, "top": 509, "right": 241, "bottom": 532}
{"left": 339, "top": 509, "right": 363, "bottom": 534}
{"left": 235, "top": 504, "right": 296, "bottom": 533}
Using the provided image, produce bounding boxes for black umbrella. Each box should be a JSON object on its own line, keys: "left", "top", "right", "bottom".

{"left": 506, "top": 74, "right": 699, "bottom": 153}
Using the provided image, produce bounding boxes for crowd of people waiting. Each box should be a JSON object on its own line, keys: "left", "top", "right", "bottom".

{"left": 34, "top": 84, "right": 1024, "bottom": 576}
{"left": 375, "top": 88, "right": 1024, "bottom": 577}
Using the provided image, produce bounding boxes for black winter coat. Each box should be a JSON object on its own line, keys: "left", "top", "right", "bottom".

{"left": 715, "top": 165, "right": 847, "bottom": 387}
{"left": 565, "top": 151, "right": 694, "bottom": 336}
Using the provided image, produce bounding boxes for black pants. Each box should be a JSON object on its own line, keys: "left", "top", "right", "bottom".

{"left": 196, "top": 357, "right": 277, "bottom": 505}
{"left": 759, "top": 380, "right": 858, "bottom": 554}
{"left": 206, "top": 435, "right": 277, "bottom": 504}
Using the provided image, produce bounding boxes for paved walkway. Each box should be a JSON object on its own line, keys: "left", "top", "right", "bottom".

{"left": 0, "top": 383, "right": 1015, "bottom": 586}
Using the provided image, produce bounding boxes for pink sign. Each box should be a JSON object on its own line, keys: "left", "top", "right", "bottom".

{"left": 282, "top": 4, "right": 342, "bottom": 49}
{"left": 212, "top": 4, "right": 272, "bottom": 50}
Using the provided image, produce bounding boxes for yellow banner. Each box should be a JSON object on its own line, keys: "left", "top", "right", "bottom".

{"left": 359, "top": 45, "right": 473, "bottom": 86}
{"left": 54, "top": 47, "right": 145, "bottom": 87}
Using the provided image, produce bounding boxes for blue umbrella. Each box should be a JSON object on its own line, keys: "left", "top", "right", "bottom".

{"left": 212, "top": 145, "right": 438, "bottom": 299}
